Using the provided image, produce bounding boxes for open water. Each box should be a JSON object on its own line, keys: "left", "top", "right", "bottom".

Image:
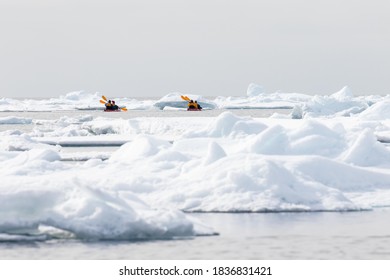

{"left": 1, "top": 109, "right": 390, "bottom": 259}
{"left": 1, "top": 210, "right": 390, "bottom": 259}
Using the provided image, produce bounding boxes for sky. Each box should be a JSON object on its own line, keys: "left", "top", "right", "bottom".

{"left": 1, "top": 0, "right": 390, "bottom": 98}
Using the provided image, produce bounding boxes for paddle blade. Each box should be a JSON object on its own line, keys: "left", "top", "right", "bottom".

{"left": 181, "top": 95, "right": 190, "bottom": 101}
{"left": 121, "top": 107, "right": 128, "bottom": 111}
{"left": 102, "top": 95, "right": 107, "bottom": 101}
{"left": 100, "top": 100, "right": 106, "bottom": 104}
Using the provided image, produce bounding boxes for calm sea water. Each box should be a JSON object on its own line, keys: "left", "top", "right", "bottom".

{"left": 1, "top": 210, "right": 390, "bottom": 260}
{"left": 1, "top": 109, "right": 390, "bottom": 260}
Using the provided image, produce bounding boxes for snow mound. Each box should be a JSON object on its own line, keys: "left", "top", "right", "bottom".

{"left": 331, "top": 86, "right": 353, "bottom": 100}
{"left": 109, "top": 135, "right": 172, "bottom": 163}
{"left": 0, "top": 134, "right": 58, "bottom": 152}
{"left": 0, "top": 117, "right": 32, "bottom": 124}
{"left": 0, "top": 184, "right": 196, "bottom": 240}
{"left": 297, "top": 86, "right": 369, "bottom": 118}
{"left": 247, "top": 83, "right": 265, "bottom": 97}
{"left": 341, "top": 128, "right": 390, "bottom": 166}
{"left": 358, "top": 99, "right": 390, "bottom": 120}
{"left": 184, "top": 111, "right": 267, "bottom": 137}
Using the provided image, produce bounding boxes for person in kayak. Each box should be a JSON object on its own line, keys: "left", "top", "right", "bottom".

{"left": 194, "top": 101, "right": 202, "bottom": 110}
{"left": 111, "top": 100, "right": 119, "bottom": 110}
{"left": 105, "top": 100, "right": 113, "bottom": 110}
{"left": 188, "top": 100, "right": 196, "bottom": 109}
{"left": 187, "top": 100, "right": 202, "bottom": 110}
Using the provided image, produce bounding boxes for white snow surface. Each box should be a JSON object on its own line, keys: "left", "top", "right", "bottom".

{"left": 1, "top": 86, "right": 390, "bottom": 241}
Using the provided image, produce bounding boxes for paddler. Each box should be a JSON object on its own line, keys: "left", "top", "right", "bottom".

{"left": 187, "top": 100, "right": 196, "bottom": 109}
{"left": 105, "top": 100, "right": 113, "bottom": 110}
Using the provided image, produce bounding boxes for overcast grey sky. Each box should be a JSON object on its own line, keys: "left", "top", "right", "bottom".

{"left": 1, "top": 0, "right": 390, "bottom": 98}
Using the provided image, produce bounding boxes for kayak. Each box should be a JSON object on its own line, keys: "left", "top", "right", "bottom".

{"left": 187, "top": 108, "right": 202, "bottom": 111}
{"left": 104, "top": 109, "right": 122, "bottom": 112}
